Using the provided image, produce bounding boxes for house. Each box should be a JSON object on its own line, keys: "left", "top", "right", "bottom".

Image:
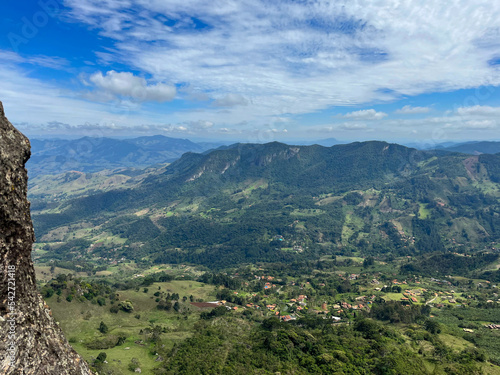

{"left": 281, "top": 315, "right": 297, "bottom": 322}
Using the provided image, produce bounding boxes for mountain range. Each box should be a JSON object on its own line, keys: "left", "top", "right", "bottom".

{"left": 27, "top": 135, "right": 500, "bottom": 178}
{"left": 27, "top": 135, "right": 225, "bottom": 177}
{"left": 436, "top": 141, "right": 500, "bottom": 155}
{"left": 30, "top": 140, "right": 500, "bottom": 271}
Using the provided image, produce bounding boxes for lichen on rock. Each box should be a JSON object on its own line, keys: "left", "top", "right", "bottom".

{"left": 0, "top": 101, "right": 93, "bottom": 374}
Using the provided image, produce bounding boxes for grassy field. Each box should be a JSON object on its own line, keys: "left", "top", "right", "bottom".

{"left": 438, "top": 333, "right": 474, "bottom": 351}
{"left": 35, "top": 266, "right": 88, "bottom": 282}
{"left": 341, "top": 212, "right": 365, "bottom": 244}
{"left": 418, "top": 203, "right": 431, "bottom": 219}
{"left": 46, "top": 280, "right": 216, "bottom": 374}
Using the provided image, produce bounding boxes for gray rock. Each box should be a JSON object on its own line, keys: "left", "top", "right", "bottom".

{"left": 0, "top": 101, "right": 93, "bottom": 374}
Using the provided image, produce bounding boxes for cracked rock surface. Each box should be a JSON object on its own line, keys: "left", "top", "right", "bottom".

{"left": 0, "top": 101, "right": 93, "bottom": 374}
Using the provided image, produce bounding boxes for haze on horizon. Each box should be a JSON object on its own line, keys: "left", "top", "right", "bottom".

{"left": 1, "top": 1, "right": 500, "bottom": 145}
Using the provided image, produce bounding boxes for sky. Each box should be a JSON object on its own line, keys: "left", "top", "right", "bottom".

{"left": 2, "top": 0, "right": 500, "bottom": 145}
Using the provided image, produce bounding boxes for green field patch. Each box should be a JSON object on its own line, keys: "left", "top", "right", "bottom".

{"left": 95, "top": 270, "right": 114, "bottom": 276}
{"left": 315, "top": 195, "right": 342, "bottom": 206}
{"left": 335, "top": 255, "right": 364, "bottom": 263}
{"left": 35, "top": 265, "right": 87, "bottom": 282}
{"left": 341, "top": 212, "right": 365, "bottom": 244}
{"left": 438, "top": 333, "right": 474, "bottom": 351}
{"left": 241, "top": 179, "right": 267, "bottom": 195}
{"left": 45, "top": 280, "right": 216, "bottom": 373}
{"left": 383, "top": 293, "right": 404, "bottom": 301}
{"left": 418, "top": 203, "right": 430, "bottom": 219}
{"left": 481, "top": 362, "right": 500, "bottom": 375}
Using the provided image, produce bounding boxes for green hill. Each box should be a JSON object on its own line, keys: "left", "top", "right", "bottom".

{"left": 31, "top": 141, "right": 500, "bottom": 271}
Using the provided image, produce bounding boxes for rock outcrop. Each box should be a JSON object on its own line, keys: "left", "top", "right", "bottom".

{"left": 0, "top": 101, "right": 92, "bottom": 374}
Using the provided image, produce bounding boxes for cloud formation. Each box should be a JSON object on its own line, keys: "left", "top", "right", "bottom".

{"left": 2, "top": 2, "right": 500, "bottom": 141}
{"left": 342, "top": 109, "right": 387, "bottom": 120}
{"left": 88, "top": 71, "right": 176, "bottom": 102}
{"left": 0, "top": 50, "right": 69, "bottom": 69}
{"left": 17, "top": 120, "right": 234, "bottom": 137}
{"left": 395, "top": 105, "right": 430, "bottom": 114}
{"left": 338, "top": 122, "right": 369, "bottom": 130}
{"left": 456, "top": 105, "right": 500, "bottom": 117}
{"left": 213, "top": 94, "right": 248, "bottom": 107}
{"left": 62, "top": 0, "right": 500, "bottom": 120}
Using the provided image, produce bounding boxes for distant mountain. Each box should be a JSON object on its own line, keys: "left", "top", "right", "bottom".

{"left": 31, "top": 140, "right": 500, "bottom": 269}
{"left": 297, "top": 137, "right": 343, "bottom": 147}
{"left": 27, "top": 135, "right": 215, "bottom": 177}
{"left": 437, "top": 141, "right": 500, "bottom": 155}
{"left": 196, "top": 141, "right": 232, "bottom": 150}
{"left": 404, "top": 141, "right": 461, "bottom": 150}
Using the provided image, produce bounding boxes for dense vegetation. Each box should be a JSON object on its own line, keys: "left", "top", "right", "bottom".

{"left": 40, "top": 260, "right": 500, "bottom": 374}
{"left": 31, "top": 141, "right": 500, "bottom": 274}
{"left": 31, "top": 141, "right": 500, "bottom": 374}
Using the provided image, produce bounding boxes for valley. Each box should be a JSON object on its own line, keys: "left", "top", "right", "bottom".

{"left": 28, "top": 139, "right": 500, "bottom": 374}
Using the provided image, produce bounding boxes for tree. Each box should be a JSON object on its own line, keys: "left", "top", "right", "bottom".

{"left": 424, "top": 319, "right": 441, "bottom": 334}
{"left": 118, "top": 300, "right": 134, "bottom": 312}
{"left": 99, "top": 321, "right": 108, "bottom": 334}
{"left": 95, "top": 352, "right": 107, "bottom": 363}
{"left": 363, "top": 257, "right": 375, "bottom": 268}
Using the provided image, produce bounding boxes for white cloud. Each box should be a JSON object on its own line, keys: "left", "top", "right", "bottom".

{"left": 61, "top": 0, "right": 500, "bottom": 124}
{"left": 456, "top": 105, "right": 500, "bottom": 116}
{"left": 342, "top": 109, "right": 387, "bottom": 120}
{"left": 463, "top": 120, "right": 497, "bottom": 129}
{"left": 88, "top": 70, "right": 176, "bottom": 102}
{"left": 17, "top": 120, "right": 220, "bottom": 137}
{"left": 395, "top": 105, "right": 430, "bottom": 114}
{"left": 213, "top": 94, "right": 248, "bottom": 107}
{"left": 184, "top": 120, "right": 214, "bottom": 130}
{"left": 338, "top": 122, "right": 369, "bottom": 130}
{"left": 0, "top": 50, "right": 69, "bottom": 69}
{"left": 4, "top": 2, "right": 500, "bottom": 141}
{"left": 0, "top": 51, "right": 23, "bottom": 63}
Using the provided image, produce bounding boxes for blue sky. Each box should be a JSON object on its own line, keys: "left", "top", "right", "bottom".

{"left": 1, "top": 0, "right": 500, "bottom": 144}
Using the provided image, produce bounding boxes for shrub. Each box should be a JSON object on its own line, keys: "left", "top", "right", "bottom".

{"left": 95, "top": 352, "right": 107, "bottom": 364}
{"left": 118, "top": 301, "right": 134, "bottom": 312}
{"left": 99, "top": 321, "right": 108, "bottom": 334}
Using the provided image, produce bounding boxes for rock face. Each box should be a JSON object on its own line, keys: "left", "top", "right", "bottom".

{"left": 0, "top": 101, "right": 92, "bottom": 374}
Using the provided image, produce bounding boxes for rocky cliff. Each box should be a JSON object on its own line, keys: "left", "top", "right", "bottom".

{"left": 0, "top": 101, "right": 92, "bottom": 374}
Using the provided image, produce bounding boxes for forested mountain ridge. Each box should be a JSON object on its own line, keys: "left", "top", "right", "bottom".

{"left": 31, "top": 141, "right": 500, "bottom": 271}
